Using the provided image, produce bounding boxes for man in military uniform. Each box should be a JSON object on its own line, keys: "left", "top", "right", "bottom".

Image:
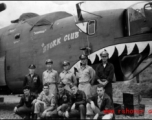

{"left": 95, "top": 50, "right": 115, "bottom": 102}
{"left": 65, "top": 84, "right": 86, "bottom": 119}
{"left": 14, "top": 86, "right": 36, "bottom": 119}
{"left": 76, "top": 54, "right": 95, "bottom": 98}
{"left": 23, "top": 64, "right": 41, "bottom": 96}
{"left": 42, "top": 59, "right": 59, "bottom": 96}
{"left": 86, "top": 84, "right": 114, "bottom": 119}
{"left": 34, "top": 83, "right": 57, "bottom": 119}
{"left": 59, "top": 60, "right": 77, "bottom": 92}
{"left": 56, "top": 82, "right": 72, "bottom": 118}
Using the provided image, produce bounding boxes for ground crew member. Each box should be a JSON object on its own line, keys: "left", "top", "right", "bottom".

{"left": 64, "top": 84, "right": 86, "bottom": 119}
{"left": 33, "top": 83, "right": 57, "bottom": 119}
{"left": 42, "top": 59, "right": 59, "bottom": 96}
{"left": 95, "top": 50, "right": 115, "bottom": 102}
{"left": 86, "top": 84, "right": 114, "bottom": 119}
{"left": 14, "top": 86, "right": 36, "bottom": 119}
{"left": 56, "top": 82, "right": 72, "bottom": 118}
{"left": 76, "top": 54, "right": 95, "bottom": 98}
{"left": 23, "top": 64, "right": 41, "bottom": 96}
{"left": 59, "top": 60, "right": 77, "bottom": 92}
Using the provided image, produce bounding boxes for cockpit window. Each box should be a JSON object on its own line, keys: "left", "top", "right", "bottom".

{"left": 88, "top": 20, "right": 96, "bottom": 35}
{"left": 126, "top": 2, "right": 152, "bottom": 36}
{"left": 30, "top": 19, "right": 52, "bottom": 31}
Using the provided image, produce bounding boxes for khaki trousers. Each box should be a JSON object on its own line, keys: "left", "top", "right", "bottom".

{"left": 78, "top": 82, "right": 91, "bottom": 98}
{"left": 86, "top": 103, "right": 113, "bottom": 119}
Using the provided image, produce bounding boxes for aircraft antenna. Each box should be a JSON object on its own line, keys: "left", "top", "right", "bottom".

{"left": 86, "top": 35, "right": 91, "bottom": 57}
{"left": 81, "top": 9, "right": 102, "bottom": 18}
{"left": 76, "top": 2, "right": 102, "bottom": 21}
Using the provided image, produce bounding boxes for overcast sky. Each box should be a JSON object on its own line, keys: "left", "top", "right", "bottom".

{"left": 0, "top": 1, "right": 142, "bottom": 29}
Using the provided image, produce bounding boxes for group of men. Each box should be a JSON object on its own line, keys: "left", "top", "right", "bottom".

{"left": 14, "top": 50, "right": 115, "bottom": 119}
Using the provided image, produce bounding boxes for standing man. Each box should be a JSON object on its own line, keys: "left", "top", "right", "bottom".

{"left": 14, "top": 86, "right": 36, "bottom": 119}
{"left": 76, "top": 54, "right": 95, "bottom": 98}
{"left": 34, "top": 83, "right": 57, "bottom": 119}
{"left": 95, "top": 50, "right": 115, "bottom": 102}
{"left": 59, "top": 60, "right": 77, "bottom": 92}
{"left": 56, "top": 82, "right": 72, "bottom": 118}
{"left": 86, "top": 84, "right": 114, "bottom": 119}
{"left": 42, "top": 59, "right": 59, "bottom": 96}
{"left": 65, "top": 84, "right": 86, "bottom": 119}
{"left": 23, "top": 64, "right": 41, "bottom": 96}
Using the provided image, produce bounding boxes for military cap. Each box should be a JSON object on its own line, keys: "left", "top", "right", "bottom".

{"left": 62, "top": 60, "right": 70, "bottom": 66}
{"left": 23, "top": 85, "right": 30, "bottom": 90}
{"left": 46, "top": 59, "right": 53, "bottom": 64}
{"left": 79, "top": 54, "right": 87, "bottom": 60}
{"left": 70, "top": 83, "right": 77, "bottom": 89}
{"left": 28, "top": 64, "right": 36, "bottom": 69}
{"left": 58, "top": 82, "right": 65, "bottom": 88}
{"left": 100, "top": 49, "right": 109, "bottom": 57}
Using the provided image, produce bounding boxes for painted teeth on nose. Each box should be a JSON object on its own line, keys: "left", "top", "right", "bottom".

{"left": 135, "top": 42, "right": 148, "bottom": 54}
{"left": 104, "top": 46, "right": 115, "bottom": 58}
{"left": 126, "top": 43, "right": 135, "bottom": 55}
{"left": 115, "top": 44, "right": 125, "bottom": 56}
{"left": 96, "top": 49, "right": 104, "bottom": 61}
{"left": 70, "top": 61, "right": 81, "bottom": 72}
{"left": 70, "top": 41, "right": 152, "bottom": 72}
{"left": 149, "top": 41, "right": 152, "bottom": 56}
{"left": 88, "top": 53, "right": 96, "bottom": 64}
{"left": 88, "top": 48, "right": 104, "bottom": 63}
{"left": 97, "top": 53, "right": 102, "bottom": 61}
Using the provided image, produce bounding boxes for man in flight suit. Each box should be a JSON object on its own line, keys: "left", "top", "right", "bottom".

{"left": 14, "top": 86, "right": 36, "bottom": 119}
{"left": 64, "top": 84, "right": 86, "bottom": 119}
{"left": 56, "top": 82, "right": 72, "bottom": 118}
{"left": 23, "top": 64, "right": 41, "bottom": 97}
{"left": 95, "top": 50, "right": 115, "bottom": 102}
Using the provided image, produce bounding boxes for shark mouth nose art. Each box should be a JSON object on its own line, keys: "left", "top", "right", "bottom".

{"left": 70, "top": 41, "right": 152, "bottom": 81}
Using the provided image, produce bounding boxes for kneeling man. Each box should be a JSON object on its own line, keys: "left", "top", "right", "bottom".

{"left": 57, "top": 82, "right": 72, "bottom": 118}
{"left": 65, "top": 84, "right": 86, "bottom": 119}
{"left": 86, "top": 84, "right": 114, "bottom": 119}
{"left": 34, "top": 83, "right": 57, "bottom": 119}
{"left": 14, "top": 86, "right": 36, "bottom": 119}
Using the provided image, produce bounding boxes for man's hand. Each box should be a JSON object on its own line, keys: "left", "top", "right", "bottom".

{"left": 32, "top": 99, "right": 37, "bottom": 104}
{"left": 42, "top": 110, "right": 47, "bottom": 118}
{"left": 90, "top": 101, "right": 96, "bottom": 110}
{"left": 97, "top": 79, "right": 107, "bottom": 86}
{"left": 43, "top": 110, "right": 47, "bottom": 114}
{"left": 57, "top": 106, "right": 62, "bottom": 111}
{"left": 71, "top": 103, "right": 75, "bottom": 110}
{"left": 101, "top": 79, "right": 108, "bottom": 86}
{"left": 65, "top": 111, "right": 69, "bottom": 118}
{"left": 14, "top": 107, "right": 18, "bottom": 113}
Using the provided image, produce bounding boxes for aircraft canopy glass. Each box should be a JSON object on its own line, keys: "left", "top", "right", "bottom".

{"left": 127, "top": 1, "right": 152, "bottom": 36}
{"left": 11, "top": 13, "right": 39, "bottom": 23}
{"left": 26, "top": 11, "right": 72, "bottom": 27}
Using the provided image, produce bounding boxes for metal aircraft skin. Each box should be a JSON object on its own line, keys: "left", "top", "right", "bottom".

{"left": 0, "top": 1, "right": 152, "bottom": 94}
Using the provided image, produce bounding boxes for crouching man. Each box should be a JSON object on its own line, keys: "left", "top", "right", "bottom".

{"left": 14, "top": 86, "right": 36, "bottom": 119}
{"left": 65, "top": 84, "right": 86, "bottom": 119}
{"left": 56, "top": 82, "right": 72, "bottom": 118}
{"left": 33, "top": 83, "right": 57, "bottom": 119}
{"left": 86, "top": 84, "right": 114, "bottom": 119}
